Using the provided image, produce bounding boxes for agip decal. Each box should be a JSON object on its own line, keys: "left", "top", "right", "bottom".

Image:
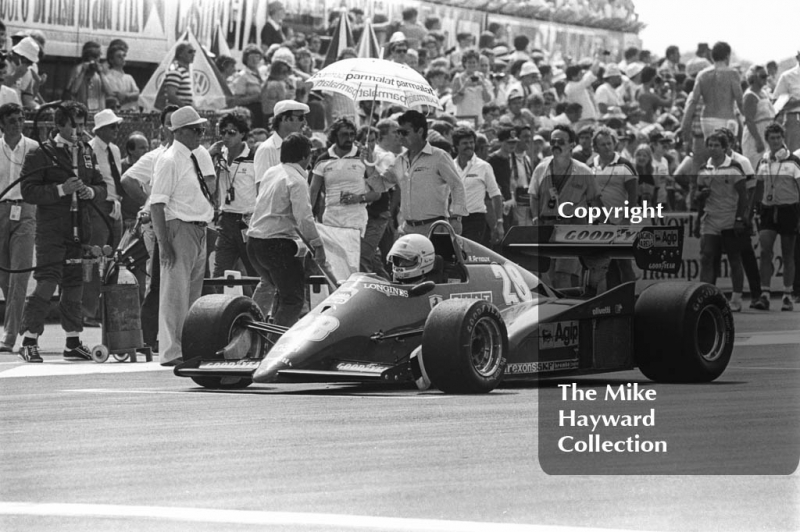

{"left": 539, "top": 321, "right": 579, "bottom": 350}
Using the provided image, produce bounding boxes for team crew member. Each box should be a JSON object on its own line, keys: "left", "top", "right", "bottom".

{"left": 452, "top": 126, "right": 503, "bottom": 244}
{"left": 0, "top": 103, "right": 38, "bottom": 354}
{"left": 752, "top": 124, "right": 800, "bottom": 311}
{"left": 247, "top": 133, "right": 326, "bottom": 327}
{"left": 18, "top": 101, "right": 108, "bottom": 363}
{"left": 529, "top": 124, "right": 601, "bottom": 289}
{"left": 150, "top": 107, "right": 216, "bottom": 366}
{"left": 83, "top": 108, "right": 125, "bottom": 326}
{"left": 120, "top": 105, "right": 178, "bottom": 348}
{"left": 253, "top": 100, "right": 309, "bottom": 186}
{"left": 696, "top": 132, "right": 748, "bottom": 309}
{"left": 310, "top": 117, "right": 372, "bottom": 236}
{"left": 368, "top": 110, "right": 469, "bottom": 237}
{"left": 210, "top": 112, "right": 272, "bottom": 313}
{"left": 589, "top": 126, "right": 638, "bottom": 289}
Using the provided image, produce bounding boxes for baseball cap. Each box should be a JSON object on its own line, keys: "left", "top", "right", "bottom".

{"left": 507, "top": 87, "right": 525, "bottom": 101}
{"left": 273, "top": 100, "right": 310, "bottom": 117}
{"left": 389, "top": 32, "right": 407, "bottom": 44}
{"left": 603, "top": 64, "right": 622, "bottom": 78}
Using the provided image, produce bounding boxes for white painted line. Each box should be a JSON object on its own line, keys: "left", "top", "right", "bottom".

{"left": 0, "top": 502, "right": 633, "bottom": 532}
{"left": 0, "top": 361, "right": 169, "bottom": 379}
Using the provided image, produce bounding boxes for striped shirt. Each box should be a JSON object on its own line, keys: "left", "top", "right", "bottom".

{"left": 697, "top": 155, "right": 746, "bottom": 235}
{"left": 163, "top": 62, "right": 193, "bottom": 106}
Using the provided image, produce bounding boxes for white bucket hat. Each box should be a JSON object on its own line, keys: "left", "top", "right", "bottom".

{"left": 92, "top": 109, "right": 123, "bottom": 133}
{"left": 12, "top": 37, "right": 40, "bottom": 63}
{"left": 169, "top": 106, "right": 208, "bottom": 131}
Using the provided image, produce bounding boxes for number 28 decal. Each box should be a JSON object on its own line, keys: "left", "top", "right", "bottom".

{"left": 490, "top": 263, "right": 532, "bottom": 305}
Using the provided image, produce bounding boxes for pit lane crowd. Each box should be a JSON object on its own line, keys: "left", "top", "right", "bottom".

{"left": 1, "top": 10, "right": 800, "bottom": 365}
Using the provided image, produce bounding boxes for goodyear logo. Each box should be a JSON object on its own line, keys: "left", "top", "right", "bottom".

{"left": 539, "top": 321, "right": 579, "bottom": 350}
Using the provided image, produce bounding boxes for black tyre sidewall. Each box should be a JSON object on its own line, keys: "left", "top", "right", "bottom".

{"left": 181, "top": 295, "right": 264, "bottom": 362}
{"left": 635, "top": 282, "right": 734, "bottom": 382}
{"left": 423, "top": 299, "right": 507, "bottom": 393}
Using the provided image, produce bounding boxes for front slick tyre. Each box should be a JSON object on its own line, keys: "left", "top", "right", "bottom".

{"left": 190, "top": 376, "right": 252, "bottom": 390}
{"left": 634, "top": 282, "right": 734, "bottom": 382}
{"left": 422, "top": 299, "right": 507, "bottom": 394}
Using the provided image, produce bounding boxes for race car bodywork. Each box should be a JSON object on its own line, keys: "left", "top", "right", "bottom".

{"left": 175, "top": 222, "right": 734, "bottom": 393}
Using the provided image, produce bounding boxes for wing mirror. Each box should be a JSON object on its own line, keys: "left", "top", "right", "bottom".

{"left": 409, "top": 280, "right": 436, "bottom": 297}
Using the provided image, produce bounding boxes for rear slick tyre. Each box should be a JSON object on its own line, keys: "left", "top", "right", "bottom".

{"left": 422, "top": 299, "right": 507, "bottom": 393}
{"left": 634, "top": 282, "right": 734, "bottom": 382}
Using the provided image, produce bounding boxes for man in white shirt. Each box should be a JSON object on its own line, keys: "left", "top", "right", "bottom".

{"left": 83, "top": 109, "right": 125, "bottom": 325}
{"left": 452, "top": 127, "right": 503, "bottom": 245}
{"left": 0, "top": 103, "right": 37, "bottom": 353}
{"left": 253, "top": 100, "right": 309, "bottom": 187}
{"left": 150, "top": 107, "right": 216, "bottom": 366}
{"left": 595, "top": 64, "right": 624, "bottom": 114}
{"left": 564, "top": 59, "right": 601, "bottom": 126}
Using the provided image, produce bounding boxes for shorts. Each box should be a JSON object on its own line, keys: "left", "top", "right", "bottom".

{"left": 758, "top": 204, "right": 800, "bottom": 235}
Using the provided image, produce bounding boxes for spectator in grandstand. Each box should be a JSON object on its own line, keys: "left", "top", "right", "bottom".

{"left": 765, "top": 60, "right": 779, "bottom": 93}
{"left": 261, "top": 54, "right": 294, "bottom": 121}
{"left": 104, "top": 45, "right": 140, "bottom": 111}
{"left": 161, "top": 42, "right": 195, "bottom": 107}
{"left": 508, "top": 35, "right": 531, "bottom": 64}
{"left": 741, "top": 65, "right": 776, "bottom": 169}
{"left": 772, "top": 51, "right": 800, "bottom": 152}
{"left": 685, "top": 43, "right": 712, "bottom": 77}
{"left": 294, "top": 47, "right": 317, "bottom": 77}
{"left": 449, "top": 32, "right": 476, "bottom": 71}
{"left": 553, "top": 102, "right": 583, "bottom": 128}
{"left": 637, "top": 66, "right": 675, "bottom": 124}
{"left": 682, "top": 42, "right": 744, "bottom": 146}
{"left": 0, "top": 54, "right": 21, "bottom": 106}
{"left": 6, "top": 37, "right": 39, "bottom": 108}
{"left": 618, "top": 47, "right": 639, "bottom": 71}
{"left": 564, "top": 58, "right": 601, "bottom": 125}
{"left": 633, "top": 144, "right": 656, "bottom": 203}
{"left": 499, "top": 87, "right": 536, "bottom": 130}
{"left": 216, "top": 55, "right": 238, "bottom": 83}
{"left": 0, "top": 20, "right": 5, "bottom": 51}
{"left": 696, "top": 132, "right": 748, "bottom": 310}
{"left": 752, "top": 123, "right": 800, "bottom": 311}
{"left": 595, "top": 64, "right": 624, "bottom": 114}
{"left": 261, "top": 1, "right": 287, "bottom": 49}
{"left": 572, "top": 125, "right": 594, "bottom": 163}
{"left": 398, "top": 7, "right": 427, "bottom": 50}
{"left": 230, "top": 45, "right": 265, "bottom": 128}
{"left": 452, "top": 50, "right": 493, "bottom": 125}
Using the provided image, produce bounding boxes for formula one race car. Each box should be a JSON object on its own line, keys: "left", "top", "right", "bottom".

{"left": 174, "top": 221, "right": 734, "bottom": 393}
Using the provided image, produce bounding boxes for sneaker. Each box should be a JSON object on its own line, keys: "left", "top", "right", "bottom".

{"left": 0, "top": 344, "right": 14, "bottom": 354}
{"left": 63, "top": 344, "right": 93, "bottom": 361}
{"left": 751, "top": 294, "right": 770, "bottom": 311}
{"left": 729, "top": 299, "right": 742, "bottom": 312}
{"left": 781, "top": 295, "right": 794, "bottom": 312}
{"left": 794, "top": 294, "right": 800, "bottom": 305}
{"left": 18, "top": 344, "right": 43, "bottom": 363}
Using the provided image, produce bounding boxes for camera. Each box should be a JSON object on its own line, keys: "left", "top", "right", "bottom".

{"left": 470, "top": 75, "right": 480, "bottom": 82}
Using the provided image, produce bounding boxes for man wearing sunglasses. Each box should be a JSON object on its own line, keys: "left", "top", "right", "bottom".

{"left": 529, "top": 124, "right": 602, "bottom": 289}
{"left": 254, "top": 99, "right": 309, "bottom": 188}
{"left": 365, "top": 110, "right": 468, "bottom": 237}
{"left": 81, "top": 109, "right": 126, "bottom": 326}
{"left": 150, "top": 107, "right": 216, "bottom": 366}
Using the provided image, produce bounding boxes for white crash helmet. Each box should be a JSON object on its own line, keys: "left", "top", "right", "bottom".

{"left": 387, "top": 234, "right": 435, "bottom": 282}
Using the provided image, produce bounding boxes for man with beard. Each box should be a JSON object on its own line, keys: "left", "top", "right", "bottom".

{"left": 452, "top": 127, "right": 503, "bottom": 245}
{"left": 529, "top": 125, "right": 601, "bottom": 289}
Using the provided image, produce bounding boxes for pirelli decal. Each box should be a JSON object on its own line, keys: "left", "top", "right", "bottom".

{"left": 506, "top": 360, "right": 579, "bottom": 374}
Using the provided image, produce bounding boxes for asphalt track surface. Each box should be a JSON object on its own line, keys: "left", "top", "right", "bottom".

{"left": 1, "top": 304, "right": 798, "bottom": 532}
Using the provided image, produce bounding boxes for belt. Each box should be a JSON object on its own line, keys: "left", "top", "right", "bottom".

{"left": 221, "top": 211, "right": 251, "bottom": 218}
{"left": 0, "top": 199, "right": 24, "bottom": 204}
{"left": 406, "top": 216, "right": 445, "bottom": 227}
{"left": 178, "top": 219, "right": 208, "bottom": 227}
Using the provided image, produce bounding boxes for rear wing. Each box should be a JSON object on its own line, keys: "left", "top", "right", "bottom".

{"left": 501, "top": 225, "right": 683, "bottom": 274}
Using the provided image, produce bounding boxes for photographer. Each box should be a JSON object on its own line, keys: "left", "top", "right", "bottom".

{"left": 64, "top": 41, "right": 111, "bottom": 111}
{"left": 451, "top": 50, "right": 493, "bottom": 125}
